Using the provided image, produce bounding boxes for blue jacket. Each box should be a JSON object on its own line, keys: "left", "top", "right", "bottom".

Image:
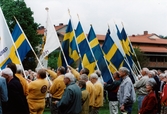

{"left": 0, "top": 77, "right": 8, "bottom": 114}
{"left": 57, "top": 82, "right": 82, "bottom": 114}
{"left": 117, "top": 76, "right": 136, "bottom": 107}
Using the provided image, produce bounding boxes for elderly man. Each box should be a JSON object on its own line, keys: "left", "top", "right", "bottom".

{"left": 54, "top": 73, "right": 82, "bottom": 114}
{"left": 78, "top": 80, "right": 90, "bottom": 114}
{"left": 134, "top": 67, "right": 149, "bottom": 112}
{"left": 117, "top": 67, "right": 136, "bottom": 114}
{"left": 0, "top": 72, "right": 8, "bottom": 114}
{"left": 90, "top": 73, "right": 103, "bottom": 114}
{"left": 27, "top": 69, "right": 49, "bottom": 114}
{"left": 80, "top": 74, "right": 95, "bottom": 114}
{"left": 49, "top": 66, "right": 66, "bottom": 114}
{"left": 1, "top": 67, "right": 29, "bottom": 114}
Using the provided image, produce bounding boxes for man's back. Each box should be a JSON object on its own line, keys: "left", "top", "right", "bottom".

{"left": 4, "top": 78, "right": 29, "bottom": 114}
{"left": 50, "top": 75, "right": 66, "bottom": 99}
{"left": 94, "top": 81, "right": 103, "bottom": 107}
{"left": 86, "top": 81, "right": 95, "bottom": 106}
{"left": 27, "top": 78, "right": 49, "bottom": 99}
{"left": 58, "top": 82, "right": 82, "bottom": 114}
{"left": 15, "top": 73, "right": 28, "bottom": 96}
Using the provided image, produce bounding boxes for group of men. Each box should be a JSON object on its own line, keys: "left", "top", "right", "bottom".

{"left": 0, "top": 63, "right": 105, "bottom": 114}
{"left": 45, "top": 66, "right": 136, "bottom": 114}
{"left": 0, "top": 63, "right": 49, "bottom": 114}
{"left": 46, "top": 66, "right": 104, "bottom": 114}
{"left": 1, "top": 62, "right": 165, "bottom": 114}
{"left": 104, "top": 67, "right": 167, "bottom": 114}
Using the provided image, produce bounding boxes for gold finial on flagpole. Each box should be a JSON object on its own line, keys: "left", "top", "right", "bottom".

{"left": 113, "top": 19, "right": 116, "bottom": 25}
{"left": 121, "top": 22, "right": 124, "bottom": 27}
{"left": 68, "top": 8, "right": 71, "bottom": 18}
{"left": 107, "top": 23, "right": 110, "bottom": 29}
{"left": 45, "top": 7, "right": 49, "bottom": 11}
{"left": 77, "top": 14, "right": 80, "bottom": 21}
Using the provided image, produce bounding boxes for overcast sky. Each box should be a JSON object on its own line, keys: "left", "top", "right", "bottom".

{"left": 24, "top": 0, "right": 167, "bottom": 36}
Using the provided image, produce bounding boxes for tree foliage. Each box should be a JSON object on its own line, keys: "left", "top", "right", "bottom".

{"left": 0, "top": 0, "right": 42, "bottom": 70}
{"left": 158, "top": 35, "right": 167, "bottom": 39}
{"left": 48, "top": 50, "right": 59, "bottom": 70}
{"left": 133, "top": 47, "right": 149, "bottom": 68}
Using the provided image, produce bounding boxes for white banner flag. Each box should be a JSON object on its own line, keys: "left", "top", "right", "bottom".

{"left": 36, "top": 9, "right": 61, "bottom": 69}
{"left": 40, "top": 10, "right": 61, "bottom": 60}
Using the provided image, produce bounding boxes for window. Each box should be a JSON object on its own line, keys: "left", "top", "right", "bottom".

{"left": 157, "top": 57, "right": 164, "bottom": 62}
{"left": 150, "top": 57, "right": 156, "bottom": 62}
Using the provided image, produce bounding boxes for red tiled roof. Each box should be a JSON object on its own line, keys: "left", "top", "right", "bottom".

{"left": 37, "top": 25, "right": 67, "bottom": 35}
{"left": 134, "top": 45, "right": 167, "bottom": 53}
{"left": 96, "top": 33, "right": 167, "bottom": 45}
{"left": 96, "top": 35, "right": 105, "bottom": 40}
{"left": 129, "top": 34, "right": 167, "bottom": 45}
{"left": 55, "top": 25, "right": 67, "bottom": 30}
{"left": 37, "top": 29, "right": 44, "bottom": 35}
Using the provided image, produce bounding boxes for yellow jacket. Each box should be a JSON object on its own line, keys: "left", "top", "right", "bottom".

{"left": 49, "top": 75, "right": 66, "bottom": 99}
{"left": 94, "top": 81, "right": 103, "bottom": 107}
{"left": 81, "top": 89, "right": 89, "bottom": 114}
{"left": 27, "top": 78, "right": 49, "bottom": 100}
{"left": 86, "top": 81, "right": 95, "bottom": 106}
{"left": 15, "top": 73, "right": 28, "bottom": 96}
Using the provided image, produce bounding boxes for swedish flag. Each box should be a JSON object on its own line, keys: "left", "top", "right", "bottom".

{"left": 75, "top": 22, "right": 96, "bottom": 75}
{"left": 116, "top": 25, "right": 136, "bottom": 83}
{"left": 87, "top": 25, "right": 112, "bottom": 82}
{"left": 0, "top": 23, "right": 31, "bottom": 69}
{"left": 58, "top": 19, "right": 79, "bottom": 68}
{"left": 12, "top": 24, "right": 31, "bottom": 61}
{"left": 102, "top": 29, "right": 124, "bottom": 70}
{"left": 0, "top": 8, "right": 21, "bottom": 69}
{"left": 121, "top": 27, "right": 141, "bottom": 71}
{"left": 121, "top": 27, "right": 134, "bottom": 56}
{"left": 116, "top": 25, "right": 134, "bottom": 68}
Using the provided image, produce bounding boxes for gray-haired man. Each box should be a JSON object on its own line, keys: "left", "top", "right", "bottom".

{"left": 117, "top": 67, "right": 136, "bottom": 114}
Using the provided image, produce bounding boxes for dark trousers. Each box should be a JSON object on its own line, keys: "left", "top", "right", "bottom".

{"left": 91, "top": 107, "right": 100, "bottom": 114}
{"left": 50, "top": 97, "right": 60, "bottom": 114}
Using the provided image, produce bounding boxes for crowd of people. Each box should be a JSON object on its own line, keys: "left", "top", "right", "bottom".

{"left": 0, "top": 62, "right": 167, "bottom": 114}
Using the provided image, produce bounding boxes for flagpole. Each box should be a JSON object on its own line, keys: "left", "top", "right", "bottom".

{"left": 13, "top": 17, "right": 44, "bottom": 69}
{"left": 45, "top": 8, "right": 69, "bottom": 67}
{"left": 124, "top": 58, "right": 138, "bottom": 81}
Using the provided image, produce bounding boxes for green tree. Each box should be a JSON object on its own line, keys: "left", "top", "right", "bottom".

{"left": 133, "top": 47, "right": 149, "bottom": 68}
{"left": 48, "top": 50, "right": 59, "bottom": 70}
{"left": 0, "top": 0, "right": 42, "bottom": 70}
{"left": 159, "top": 35, "right": 167, "bottom": 39}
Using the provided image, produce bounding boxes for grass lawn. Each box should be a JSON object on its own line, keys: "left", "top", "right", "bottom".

{"left": 43, "top": 100, "right": 138, "bottom": 114}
